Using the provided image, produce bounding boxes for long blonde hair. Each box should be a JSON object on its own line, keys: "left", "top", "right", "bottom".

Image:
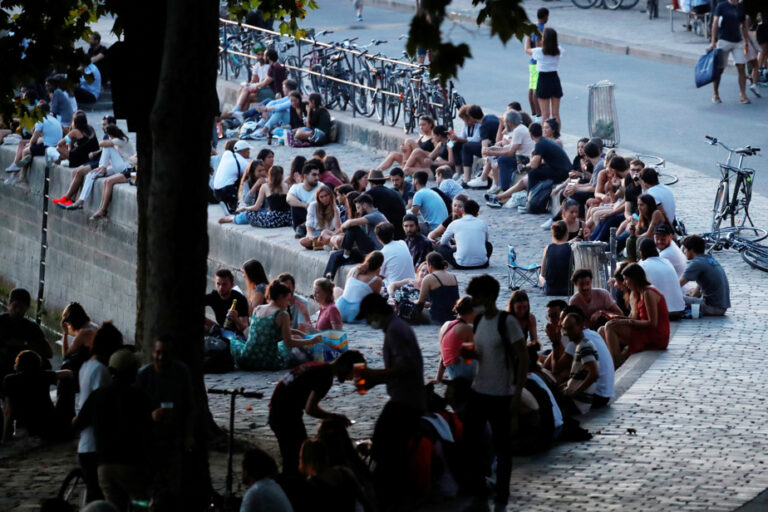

{"left": 314, "top": 185, "right": 336, "bottom": 229}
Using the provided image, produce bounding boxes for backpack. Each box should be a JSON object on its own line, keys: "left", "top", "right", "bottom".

{"left": 526, "top": 179, "right": 554, "bottom": 213}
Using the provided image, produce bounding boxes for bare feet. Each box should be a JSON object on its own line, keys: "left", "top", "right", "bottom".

{"left": 218, "top": 216, "right": 233, "bottom": 224}
{"left": 90, "top": 209, "right": 107, "bottom": 220}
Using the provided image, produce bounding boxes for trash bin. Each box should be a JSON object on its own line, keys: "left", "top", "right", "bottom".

{"left": 588, "top": 80, "right": 619, "bottom": 148}
{"left": 571, "top": 241, "right": 611, "bottom": 291}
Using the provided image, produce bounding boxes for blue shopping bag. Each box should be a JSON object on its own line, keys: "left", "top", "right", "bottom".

{"left": 304, "top": 330, "right": 349, "bottom": 362}
{"left": 695, "top": 49, "right": 724, "bottom": 88}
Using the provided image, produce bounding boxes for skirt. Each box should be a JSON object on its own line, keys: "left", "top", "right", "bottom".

{"left": 536, "top": 71, "right": 563, "bottom": 100}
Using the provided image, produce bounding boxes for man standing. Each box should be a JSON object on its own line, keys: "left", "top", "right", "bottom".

{"left": 375, "top": 222, "right": 416, "bottom": 288}
{"left": 402, "top": 214, "right": 432, "bottom": 267}
{"left": 710, "top": 0, "right": 751, "bottom": 104}
{"left": 653, "top": 224, "right": 687, "bottom": 277}
{"left": 569, "top": 269, "right": 623, "bottom": 328}
{"left": 366, "top": 169, "right": 406, "bottom": 239}
{"left": 410, "top": 171, "right": 448, "bottom": 232}
{"left": 268, "top": 351, "right": 365, "bottom": 475}
{"left": 324, "top": 194, "right": 387, "bottom": 278}
{"left": 213, "top": 140, "right": 251, "bottom": 214}
{"left": 355, "top": 293, "right": 425, "bottom": 509}
{"left": 680, "top": 235, "right": 731, "bottom": 316}
{"left": 462, "top": 275, "right": 527, "bottom": 512}
{"left": 638, "top": 238, "right": 685, "bottom": 319}
{"left": 286, "top": 163, "right": 321, "bottom": 236}
{"left": 86, "top": 32, "right": 109, "bottom": 85}
{"left": 135, "top": 337, "right": 196, "bottom": 508}
{"left": 204, "top": 269, "right": 249, "bottom": 335}
{"left": 438, "top": 199, "right": 492, "bottom": 269}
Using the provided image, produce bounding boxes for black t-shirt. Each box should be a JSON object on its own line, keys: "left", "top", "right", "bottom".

{"left": 205, "top": 290, "right": 249, "bottom": 328}
{"left": 715, "top": 1, "right": 745, "bottom": 43}
{"left": 0, "top": 313, "right": 51, "bottom": 383}
{"left": 74, "top": 382, "right": 154, "bottom": 465}
{"left": 269, "top": 362, "right": 333, "bottom": 416}
{"left": 533, "top": 138, "right": 571, "bottom": 174}
{"left": 624, "top": 175, "right": 643, "bottom": 211}
{"left": 478, "top": 115, "right": 499, "bottom": 143}
{"left": 69, "top": 129, "right": 100, "bottom": 167}
{"left": 135, "top": 361, "right": 194, "bottom": 450}
{"left": 3, "top": 371, "right": 57, "bottom": 435}
{"left": 310, "top": 107, "right": 332, "bottom": 135}
{"left": 366, "top": 186, "right": 406, "bottom": 239}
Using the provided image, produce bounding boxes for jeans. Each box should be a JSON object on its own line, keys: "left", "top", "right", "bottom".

{"left": 463, "top": 391, "right": 513, "bottom": 506}
{"left": 261, "top": 110, "right": 290, "bottom": 133}
{"left": 437, "top": 242, "right": 493, "bottom": 270}
{"left": 214, "top": 184, "right": 239, "bottom": 214}
{"left": 498, "top": 156, "right": 518, "bottom": 190}
{"left": 79, "top": 168, "right": 117, "bottom": 203}
{"left": 97, "top": 463, "right": 151, "bottom": 511}
{"left": 589, "top": 213, "right": 624, "bottom": 242}
{"left": 79, "top": 452, "right": 104, "bottom": 502}
{"left": 323, "top": 226, "right": 377, "bottom": 278}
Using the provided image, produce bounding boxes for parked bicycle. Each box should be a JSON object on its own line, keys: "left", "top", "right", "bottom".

{"left": 572, "top": 0, "right": 639, "bottom": 10}
{"left": 633, "top": 153, "right": 678, "bottom": 185}
{"left": 705, "top": 135, "right": 761, "bottom": 233}
{"left": 700, "top": 226, "right": 768, "bottom": 272}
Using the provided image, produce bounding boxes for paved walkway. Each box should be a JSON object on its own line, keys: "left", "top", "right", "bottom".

{"left": 370, "top": 0, "right": 723, "bottom": 66}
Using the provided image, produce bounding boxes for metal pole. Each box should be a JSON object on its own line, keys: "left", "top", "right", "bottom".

{"left": 351, "top": 55, "right": 356, "bottom": 118}
{"left": 297, "top": 38, "right": 302, "bottom": 88}
{"left": 36, "top": 157, "right": 52, "bottom": 324}
{"left": 224, "top": 23, "right": 229, "bottom": 81}
{"left": 609, "top": 227, "right": 617, "bottom": 278}
{"left": 226, "top": 391, "right": 235, "bottom": 499}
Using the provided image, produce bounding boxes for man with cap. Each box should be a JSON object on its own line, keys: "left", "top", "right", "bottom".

{"left": 213, "top": 140, "right": 251, "bottom": 214}
{"left": 0, "top": 288, "right": 51, "bottom": 388}
{"left": 638, "top": 238, "right": 685, "bottom": 320}
{"left": 653, "top": 224, "right": 687, "bottom": 278}
{"left": 354, "top": 293, "right": 425, "bottom": 509}
{"left": 73, "top": 349, "right": 153, "bottom": 510}
{"left": 403, "top": 214, "right": 432, "bottom": 267}
{"left": 365, "top": 169, "right": 406, "bottom": 240}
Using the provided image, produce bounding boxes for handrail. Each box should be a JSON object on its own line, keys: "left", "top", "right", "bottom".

{"left": 219, "top": 17, "right": 426, "bottom": 70}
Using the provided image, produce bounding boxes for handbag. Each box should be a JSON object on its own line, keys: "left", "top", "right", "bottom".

{"left": 695, "top": 49, "right": 724, "bottom": 88}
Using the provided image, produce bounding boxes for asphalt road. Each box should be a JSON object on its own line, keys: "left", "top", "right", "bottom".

{"left": 299, "top": 2, "right": 768, "bottom": 198}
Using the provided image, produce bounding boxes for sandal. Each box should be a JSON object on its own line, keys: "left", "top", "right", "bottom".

{"left": 712, "top": 95, "right": 722, "bottom": 104}
{"left": 739, "top": 97, "right": 751, "bottom": 104}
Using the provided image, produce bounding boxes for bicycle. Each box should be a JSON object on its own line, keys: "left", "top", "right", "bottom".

{"left": 705, "top": 135, "right": 761, "bottom": 233}
{"left": 572, "top": 0, "right": 639, "bottom": 10}
{"left": 207, "top": 387, "right": 264, "bottom": 511}
{"left": 700, "top": 227, "right": 768, "bottom": 272}
{"left": 633, "top": 154, "right": 678, "bottom": 186}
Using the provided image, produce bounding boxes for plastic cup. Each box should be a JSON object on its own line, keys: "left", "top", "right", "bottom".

{"left": 462, "top": 342, "right": 475, "bottom": 364}
{"left": 691, "top": 303, "right": 700, "bottom": 319}
{"left": 353, "top": 363, "right": 367, "bottom": 395}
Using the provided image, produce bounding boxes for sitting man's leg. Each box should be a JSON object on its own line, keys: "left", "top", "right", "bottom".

{"left": 436, "top": 244, "right": 458, "bottom": 268}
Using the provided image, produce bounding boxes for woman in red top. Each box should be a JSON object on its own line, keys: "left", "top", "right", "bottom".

{"left": 603, "top": 263, "right": 670, "bottom": 368}
{"left": 312, "top": 278, "right": 342, "bottom": 331}
{"left": 435, "top": 297, "right": 477, "bottom": 383}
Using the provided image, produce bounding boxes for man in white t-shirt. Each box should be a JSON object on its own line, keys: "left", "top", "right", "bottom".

{"left": 479, "top": 111, "right": 534, "bottom": 193}
{"left": 641, "top": 167, "right": 676, "bottom": 223}
{"left": 375, "top": 222, "right": 416, "bottom": 288}
{"left": 286, "top": 163, "right": 321, "bottom": 235}
{"left": 213, "top": 140, "right": 251, "bottom": 214}
{"left": 653, "top": 224, "right": 687, "bottom": 277}
{"left": 438, "top": 199, "right": 491, "bottom": 269}
{"left": 638, "top": 238, "right": 685, "bottom": 319}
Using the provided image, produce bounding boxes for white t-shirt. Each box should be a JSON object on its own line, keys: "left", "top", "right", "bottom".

{"left": 531, "top": 47, "right": 563, "bottom": 72}
{"left": 646, "top": 184, "right": 676, "bottom": 222}
{"left": 78, "top": 359, "right": 112, "bottom": 453}
{"left": 305, "top": 201, "right": 338, "bottom": 231}
{"left": 527, "top": 372, "right": 564, "bottom": 431}
{"left": 640, "top": 256, "right": 685, "bottom": 313}
{"left": 112, "top": 137, "right": 136, "bottom": 161}
{"left": 252, "top": 62, "right": 270, "bottom": 83}
{"left": 380, "top": 240, "right": 416, "bottom": 287}
{"left": 471, "top": 313, "right": 525, "bottom": 396}
{"left": 565, "top": 329, "right": 614, "bottom": 400}
{"left": 509, "top": 123, "right": 535, "bottom": 157}
{"left": 213, "top": 151, "right": 249, "bottom": 189}
{"left": 660, "top": 241, "right": 687, "bottom": 277}
{"left": 288, "top": 182, "right": 320, "bottom": 205}
{"left": 440, "top": 215, "right": 488, "bottom": 267}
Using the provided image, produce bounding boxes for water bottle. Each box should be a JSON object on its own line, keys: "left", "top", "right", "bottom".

{"left": 285, "top": 130, "right": 292, "bottom": 147}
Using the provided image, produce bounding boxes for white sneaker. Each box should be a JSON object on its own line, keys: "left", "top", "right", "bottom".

{"left": 4, "top": 174, "right": 18, "bottom": 185}
{"left": 502, "top": 198, "right": 517, "bottom": 209}
{"left": 232, "top": 111, "right": 244, "bottom": 123}
{"left": 5, "top": 162, "right": 20, "bottom": 173}
{"left": 466, "top": 177, "right": 487, "bottom": 188}
{"left": 750, "top": 83, "right": 762, "bottom": 98}
{"left": 488, "top": 185, "right": 501, "bottom": 194}
{"left": 517, "top": 206, "right": 528, "bottom": 213}
{"left": 540, "top": 218, "right": 554, "bottom": 230}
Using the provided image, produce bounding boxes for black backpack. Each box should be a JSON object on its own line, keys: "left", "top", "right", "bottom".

{"left": 526, "top": 179, "right": 554, "bottom": 214}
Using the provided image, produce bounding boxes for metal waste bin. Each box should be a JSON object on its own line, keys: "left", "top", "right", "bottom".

{"left": 588, "top": 80, "right": 619, "bottom": 148}
{"left": 571, "top": 241, "right": 612, "bottom": 291}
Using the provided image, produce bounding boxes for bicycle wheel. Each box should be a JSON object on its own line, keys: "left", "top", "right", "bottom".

{"left": 402, "top": 90, "right": 416, "bottom": 134}
{"left": 59, "top": 468, "right": 87, "bottom": 508}
{"left": 620, "top": 0, "right": 640, "bottom": 8}
{"left": 712, "top": 226, "right": 768, "bottom": 242}
{"left": 284, "top": 55, "right": 302, "bottom": 85}
{"left": 572, "top": 0, "right": 599, "bottom": 8}
{"left": 450, "top": 94, "right": 467, "bottom": 127}
{"left": 300, "top": 55, "right": 317, "bottom": 95}
{"left": 658, "top": 172, "right": 678, "bottom": 186}
{"left": 604, "top": 0, "right": 623, "bottom": 10}
{"left": 711, "top": 181, "right": 727, "bottom": 232}
{"left": 742, "top": 247, "right": 768, "bottom": 272}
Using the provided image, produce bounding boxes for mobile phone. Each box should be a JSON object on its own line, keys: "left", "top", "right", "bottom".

{"left": 632, "top": 213, "right": 639, "bottom": 221}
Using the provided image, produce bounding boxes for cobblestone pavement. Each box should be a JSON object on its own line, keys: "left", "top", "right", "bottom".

{"left": 3, "top": 130, "right": 768, "bottom": 510}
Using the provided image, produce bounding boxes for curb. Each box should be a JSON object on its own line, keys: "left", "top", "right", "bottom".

{"left": 366, "top": 0, "right": 703, "bottom": 68}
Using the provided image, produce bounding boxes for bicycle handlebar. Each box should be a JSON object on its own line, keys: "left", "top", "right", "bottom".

{"left": 705, "top": 135, "right": 760, "bottom": 156}
{"left": 208, "top": 387, "right": 264, "bottom": 399}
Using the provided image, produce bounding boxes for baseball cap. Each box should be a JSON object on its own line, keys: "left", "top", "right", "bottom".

{"left": 108, "top": 349, "right": 139, "bottom": 373}
{"left": 654, "top": 224, "right": 674, "bottom": 235}
{"left": 233, "top": 140, "right": 251, "bottom": 153}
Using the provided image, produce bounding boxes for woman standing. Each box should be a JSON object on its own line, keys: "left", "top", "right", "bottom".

{"left": 526, "top": 27, "right": 563, "bottom": 128}
{"left": 417, "top": 252, "right": 460, "bottom": 325}
{"left": 603, "top": 263, "right": 669, "bottom": 368}
{"left": 243, "top": 259, "right": 269, "bottom": 315}
{"left": 335, "top": 251, "right": 384, "bottom": 322}
{"left": 300, "top": 185, "right": 341, "bottom": 250}
{"left": 230, "top": 281, "right": 321, "bottom": 371}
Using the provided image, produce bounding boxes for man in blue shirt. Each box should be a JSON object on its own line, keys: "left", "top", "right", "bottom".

{"left": 75, "top": 62, "right": 101, "bottom": 104}
{"left": 410, "top": 171, "right": 449, "bottom": 232}
{"left": 45, "top": 77, "right": 73, "bottom": 124}
{"left": 679, "top": 235, "right": 731, "bottom": 316}
{"left": 709, "top": 0, "right": 750, "bottom": 104}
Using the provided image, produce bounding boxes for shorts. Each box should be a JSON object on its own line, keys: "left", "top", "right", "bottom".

{"left": 757, "top": 23, "right": 768, "bottom": 46}
{"left": 745, "top": 37, "right": 759, "bottom": 62}
{"left": 528, "top": 63, "right": 539, "bottom": 90}
{"left": 536, "top": 71, "right": 563, "bottom": 99}
{"left": 309, "top": 128, "right": 328, "bottom": 146}
{"left": 29, "top": 143, "right": 45, "bottom": 157}
{"left": 717, "top": 39, "right": 747, "bottom": 65}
